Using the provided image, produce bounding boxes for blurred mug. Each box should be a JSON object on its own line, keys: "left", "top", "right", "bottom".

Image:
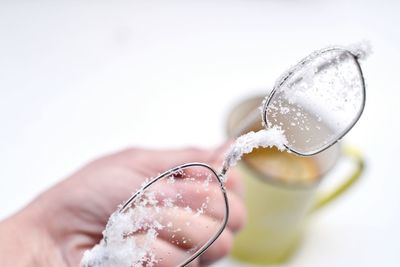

{"left": 227, "top": 95, "right": 364, "bottom": 265}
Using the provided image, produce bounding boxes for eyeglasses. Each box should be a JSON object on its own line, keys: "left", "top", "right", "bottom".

{"left": 108, "top": 46, "right": 367, "bottom": 267}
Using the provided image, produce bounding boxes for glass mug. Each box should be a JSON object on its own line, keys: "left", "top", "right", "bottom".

{"left": 227, "top": 95, "right": 365, "bottom": 265}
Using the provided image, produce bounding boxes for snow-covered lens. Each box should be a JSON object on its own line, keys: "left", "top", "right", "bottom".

{"left": 264, "top": 49, "right": 365, "bottom": 155}
{"left": 82, "top": 164, "right": 228, "bottom": 267}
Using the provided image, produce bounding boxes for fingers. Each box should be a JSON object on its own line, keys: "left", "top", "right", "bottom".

{"left": 155, "top": 180, "right": 245, "bottom": 232}
{"left": 128, "top": 206, "right": 231, "bottom": 266}
{"left": 119, "top": 144, "right": 247, "bottom": 232}
{"left": 199, "top": 230, "right": 233, "bottom": 265}
{"left": 152, "top": 208, "right": 234, "bottom": 265}
{"left": 137, "top": 236, "right": 200, "bottom": 267}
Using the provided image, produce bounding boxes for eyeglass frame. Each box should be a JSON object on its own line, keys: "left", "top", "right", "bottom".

{"left": 117, "top": 46, "right": 367, "bottom": 267}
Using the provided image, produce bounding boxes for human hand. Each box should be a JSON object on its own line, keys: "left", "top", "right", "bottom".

{"left": 0, "top": 147, "right": 246, "bottom": 267}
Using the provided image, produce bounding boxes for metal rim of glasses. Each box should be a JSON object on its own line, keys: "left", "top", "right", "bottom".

{"left": 262, "top": 47, "right": 366, "bottom": 156}
{"left": 115, "top": 46, "right": 366, "bottom": 266}
{"left": 119, "top": 162, "right": 229, "bottom": 267}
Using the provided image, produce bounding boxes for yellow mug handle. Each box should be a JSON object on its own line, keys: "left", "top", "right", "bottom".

{"left": 311, "top": 146, "right": 365, "bottom": 212}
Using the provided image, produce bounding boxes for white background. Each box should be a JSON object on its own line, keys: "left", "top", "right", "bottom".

{"left": 0, "top": 0, "right": 399, "bottom": 266}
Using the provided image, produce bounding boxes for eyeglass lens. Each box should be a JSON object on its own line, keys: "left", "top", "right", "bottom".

{"left": 119, "top": 165, "right": 227, "bottom": 266}
{"left": 263, "top": 49, "right": 365, "bottom": 155}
